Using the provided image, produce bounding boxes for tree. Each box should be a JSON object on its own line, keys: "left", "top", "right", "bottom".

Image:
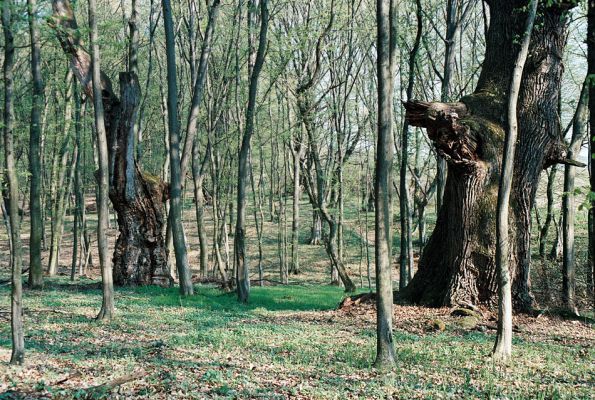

{"left": 403, "top": 0, "right": 577, "bottom": 310}
{"left": 162, "top": 0, "right": 194, "bottom": 296}
{"left": 588, "top": 0, "right": 595, "bottom": 309}
{"left": 374, "top": 0, "right": 397, "bottom": 369}
{"left": 3, "top": 0, "right": 25, "bottom": 364}
{"left": 398, "top": 0, "right": 421, "bottom": 289}
{"left": 235, "top": 0, "right": 269, "bottom": 303}
{"left": 493, "top": 0, "right": 537, "bottom": 361}
{"left": 562, "top": 79, "right": 588, "bottom": 316}
{"left": 27, "top": 0, "right": 43, "bottom": 289}
{"left": 87, "top": 0, "right": 114, "bottom": 320}
{"left": 51, "top": 0, "right": 171, "bottom": 287}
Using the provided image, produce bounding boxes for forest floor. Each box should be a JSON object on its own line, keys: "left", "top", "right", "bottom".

{"left": 1, "top": 193, "right": 594, "bottom": 398}
{"left": 0, "top": 278, "right": 593, "bottom": 399}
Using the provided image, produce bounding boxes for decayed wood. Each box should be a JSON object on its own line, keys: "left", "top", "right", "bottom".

{"left": 404, "top": 100, "right": 477, "bottom": 167}
{"left": 51, "top": 0, "right": 170, "bottom": 287}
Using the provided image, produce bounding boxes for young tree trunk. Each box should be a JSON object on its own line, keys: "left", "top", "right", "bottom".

{"left": 402, "top": 0, "right": 575, "bottom": 310}
{"left": 290, "top": 138, "right": 304, "bottom": 274}
{"left": 562, "top": 79, "right": 588, "bottom": 316}
{"left": 51, "top": 0, "right": 171, "bottom": 287}
{"left": 309, "top": 209, "right": 323, "bottom": 245}
{"left": 192, "top": 139, "right": 210, "bottom": 278}
{"left": 162, "top": 0, "right": 194, "bottom": 296}
{"left": 27, "top": 0, "right": 44, "bottom": 289}
{"left": 493, "top": 0, "right": 537, "bottom": 361}
{"left": 162, "top": 0, "right": 220, "bottom": 275}
{"left": 399, "top": 0, "right": 421, "bottom": 289}
{"left": 87, "top": 0, "right": 115, "bottom": 321}
{"left": 48, "top": 73, "right": 74, "bottom": 276}
{"left": 539, "top": 167, "right": 557, "bottom": 258}
{"left": 3, "top": 0, "right": 25, "bottom": 365}
{"left": 71, "top": 81, "right": 83, "bottom": 280}
{"left": 250, "top": 152, "right": 265, "bottom": 286}
{"left": 374, "top": 0, "right": 397, "bottom": 369}
{"left": 235, "top": 0, "right": 269, "bottom": 303}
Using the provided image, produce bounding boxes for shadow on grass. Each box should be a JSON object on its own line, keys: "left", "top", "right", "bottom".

{"left": 132, "top": 284, "right": 352, "bottom": 312}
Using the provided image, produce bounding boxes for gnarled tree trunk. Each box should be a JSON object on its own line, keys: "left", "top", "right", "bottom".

{"left": 402, "top": 0, "right": 576, "bottom": 310}
{"left": 51, "top": 0, "right": 170, "bottom": 287}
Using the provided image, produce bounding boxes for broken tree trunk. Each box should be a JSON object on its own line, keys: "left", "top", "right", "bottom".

{"left": 51, "top": 0, "right": 170, "bottom": 287}
{"left": 401, "top": 0, "right": 576, "bottom": 311}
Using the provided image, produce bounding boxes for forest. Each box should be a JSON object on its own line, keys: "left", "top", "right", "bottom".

{"left": 0, "top": 0, "right": 594, "bottom": 398}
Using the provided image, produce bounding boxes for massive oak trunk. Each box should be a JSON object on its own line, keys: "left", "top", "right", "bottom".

{"left": 51, "top": 0, "right": 170, "bottom": 286}
{"left": 402, "top": 0, "right": 575, "bottom": 310}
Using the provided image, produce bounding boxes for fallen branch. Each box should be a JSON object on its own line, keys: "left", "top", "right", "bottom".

{"left": 90, "top": 371, "right": 147, "bottom": 392}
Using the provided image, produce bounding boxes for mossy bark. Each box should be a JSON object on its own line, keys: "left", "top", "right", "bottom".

{"left": 402, "top": 0, "right": 574, "bottom": 309}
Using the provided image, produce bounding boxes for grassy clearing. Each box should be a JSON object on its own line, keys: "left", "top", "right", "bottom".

{"left": 0, "top": 278, "right": 593, "bottom": 399}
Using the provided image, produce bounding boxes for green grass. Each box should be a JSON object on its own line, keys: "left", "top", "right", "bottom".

{"left": 0, "top": 278, "right": 593, "bottom": 399}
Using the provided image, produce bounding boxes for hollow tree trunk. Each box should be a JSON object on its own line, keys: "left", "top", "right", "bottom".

{"left": 51, "top": 0, "right": 170, "bottom": 287}
{"left": 402, "top": 1, "right": 576, "bottom": 309}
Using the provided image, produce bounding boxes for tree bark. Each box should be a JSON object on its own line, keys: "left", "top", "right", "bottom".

{"left": 402, "top": 0, "right": 575, "bottom": 310}
{"left": 235, "top": 0, "right": 269, "bottom": 303}
{"left": 588, "top": 0, "right": 595, "bottom": 309}
{"left": 87, "top": 0, "right": 114, "bottom": 321}
{"left": 51, "top": 0, "right": 171, "bottom": 288}
{"left": 562, "top": 79, "right": 588, "bottom": 316}
{"left": 539, "top": 166, "right": 557, "bottom": 259}
{"left": 399, "top": 0, "right": 421, "bottom": 289}
{"left": 27, "top": 0, "right": 44, "bottom": 289}
{"left": 374, "top": 0, "right": 397, "bottom": 369}
{"left": 162, "top": 0, "right": 194, "bottom": 296}
{"left": 3, "top": 0, "right": 25, "bottom": 365}
{"left": 290, "top": 134, "right": 304, "bottom": 274}
{"left": 493, "top": 0, "right": 537, "bottom": 361}
{"left": 192, "top": 139, "right": 210, "bottom": 279}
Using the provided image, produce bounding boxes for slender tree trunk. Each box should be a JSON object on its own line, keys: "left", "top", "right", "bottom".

{"left": 250, "top": 150, "right": 265, "bottom": 285}
{"left": 163, "top": 0, "right": 194, "bottom": 296}
{"left": 48, "top": 73, "right": 74, "bottom": 276}
{"left": 588, "top": 0, "right": 595, "bottom": 309}
{"left": 27, "top": 0, "right": 43, "bottom": 289}
{"left": 3, "top": 0, "right": 25, "bottom": 365}
{"left": 192, "top": 139, "right": 210, "bottom": 279}
{"left": 290, "top": 138, "right": 303, "bottom": 274}
{"left": 374, "top": 0, "right": 397, "bottom": 369}
{"left": 309, "top": 209, "right": 323, "bottom": 245}
{"left": 493, "top": 0, "right": 537, "bottom": 360}
{"left": 539, "top": 167, "right": 557, "bottom": 258}
{"left": 71, "top": 81, "right": 83, "bottom": 280}
{"left": 88, "top": 0, "right": 114, "bottom": 321}
{"left": 399, "top": 0, "right": 421, "bottom": 289}
{"left": 235, "top": 0, "right": 269, "bottom": 303}
{"left": 562, "top": 80, "right": 588, "bottom": 316}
